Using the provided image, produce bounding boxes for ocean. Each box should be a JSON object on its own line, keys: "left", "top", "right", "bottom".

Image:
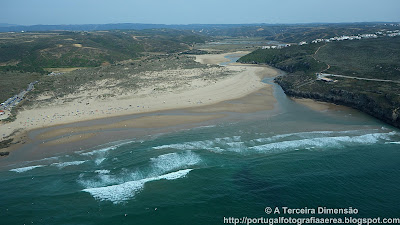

{"left": 1, "top": 67, "right": 400, "bottom": 225}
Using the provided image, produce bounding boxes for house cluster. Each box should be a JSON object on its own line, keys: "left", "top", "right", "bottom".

{"left": 387, "top": 30, "right": 400, "bottom": 37}
{"left": 262, "top": 44, "right": 292, "bottom": 49}
{"left": 300, "top": 30, "right": 400, "bottom": 45}
{"left": 316, "top": 73, "right": 338, "bottom": 83}
{"left": 48, "top": 72, "right": 64, "bottom": 76}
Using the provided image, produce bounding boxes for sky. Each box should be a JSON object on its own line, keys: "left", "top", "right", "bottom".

{"left": 1, "top": 0, "right": 400, "bottom": 25}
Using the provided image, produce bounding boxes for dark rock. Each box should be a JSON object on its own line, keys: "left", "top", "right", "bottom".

{"left": 0, "top": 152, "right": 10, "bottom": 156}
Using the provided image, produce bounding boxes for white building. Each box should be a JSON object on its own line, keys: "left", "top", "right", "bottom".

{"left": 361, "top": 34, "right": 378, "bottom": 38}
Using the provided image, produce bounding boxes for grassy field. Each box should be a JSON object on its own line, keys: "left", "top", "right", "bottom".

{"left": 199, "top": 23, "right": 393, "bottom": 43}
{"left": 316, "top": 37, "right": 400, "bottom": 80}
{"left": 0, "top": 71, "right": 41, "bottom": 103}
{"left": 238, "top": 43, "right": 327, "bottom": 75}
{"left": 0, "top": 30, "right": 209, "bottom": 74}
{"left": 239, "top": 36, "right": 400, "bottom": 79}
{"left": 0, "top": 30, "right": 210, "bottom": 103}
{"left": 195, "top": 37, "right": 272, "bottom": 53}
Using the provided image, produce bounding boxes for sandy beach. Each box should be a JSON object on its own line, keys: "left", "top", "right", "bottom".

{"left": 291, "top": 98, "right": 348, "bottom": 111}
{"left": 0, "top": 52, "right": 278, "bottom": 153}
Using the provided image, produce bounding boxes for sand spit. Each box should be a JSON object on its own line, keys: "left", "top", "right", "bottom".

{"left": 0, "top": 51, "right": 278, "bottom": 155}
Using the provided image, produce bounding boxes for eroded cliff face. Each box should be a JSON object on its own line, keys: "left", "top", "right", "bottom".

{"left": 275, "top": 77, "right": 400, "bottom": 129}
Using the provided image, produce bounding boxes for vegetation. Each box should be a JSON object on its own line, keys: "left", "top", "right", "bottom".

{"left": 0, "top": 30, "right": 208, "bottom": 73}
{"left": 2, "top": 23, "right": 400, "bottom": 127}
{"left": 197, "top": 23, "right": 393, "bottom": 43}
{"left": 239, "top": 36, "right": 400, "bottom": 128}
{"left": 195, "top": 37, "right": 271, "bottom": 53}
{"left": 25, "top": 54, "right": 224, "bottom": 105}
{"left": 0, "top": 71, "right": 42, "bottom": 102}
{"left": 0, "top": 139, "right": 13, "bottom": 150}
{"left": 315, "top": 37, "right": 400, "bottom": 80}
{"left": 0, "top": 30, "right": 210, "bottom": 103}
{"left": 238, "top": 43, "right": 327, "bottom": 75}
{"left": 239, "top": 37, "right": 400, "bottom": 79}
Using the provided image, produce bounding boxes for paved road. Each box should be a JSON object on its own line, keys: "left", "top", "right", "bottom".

{"left": 320, "top": 73, "right": 400, "bottom": 84}
{"left": 1, "top": 81, "right": 38, "bottom": 111}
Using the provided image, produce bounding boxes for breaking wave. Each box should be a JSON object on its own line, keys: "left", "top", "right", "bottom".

{"left": 150, "top": 151, "right": 201, "bottom": 174}
{"left": 151, "top": 130, "right": 397, "bottom": 154}
{"left": 51, "top": 160, "right": 87, "bottom": 169}
{"left": 78, "top": 150, "right": 201, "bottom": 202}
{"left": 250, "top": 132, "right": 396, "bottom": 153}
{"left": 82, "top": 169, "right": 192, "bottom": 204}
{"left": 152, "top": 136, "right": 242, "bottom": 153}
{"left": 9, "top": 165, "right": 45, "bottom": 173}
{"left": 253, "top": 129, "right": 380, "bottom": 143}
{"left": 80, "top": 140, "right": 136, "bottom": 156}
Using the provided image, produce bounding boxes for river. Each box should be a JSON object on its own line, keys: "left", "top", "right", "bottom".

{"left": 1, "top": 54, "right": 399, "bottom": 225}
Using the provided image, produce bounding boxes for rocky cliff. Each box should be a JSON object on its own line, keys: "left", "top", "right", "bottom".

{"left": 275, "top": 77, "right": 400, "bottom": 129}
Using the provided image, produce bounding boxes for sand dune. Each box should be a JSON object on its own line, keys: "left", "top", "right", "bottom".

{"left": 0, "top": 52, "right": 276, "bottom": 143}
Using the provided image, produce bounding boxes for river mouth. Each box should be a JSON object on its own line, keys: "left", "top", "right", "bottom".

{"left": 1, "top": 53, "right": 400, "bottom": 225}
{"left": 0, "top": 52, "right": 389, "bottom": 164}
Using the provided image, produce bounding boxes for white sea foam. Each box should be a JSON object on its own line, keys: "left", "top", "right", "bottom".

{"left": 82, "top": 169, "right": 192, "bottom": 204}
{"left": 153, "top": 131, "right": 396, "bottom": 155}
{"left": 37, "top": 156, "right": 60, "bottom": 162}
{"left": 78, "top": 170, "right": 143, "bottom": 189}
{"left": 80, "top": 140, "right": 136, "bottom": 156}
{"left": 153, "top": 140, "right": 214, "bottom": 150}
{"left": 215, "top": 136, "right": 241, "bottom": 143}
{"left": 150, "top": 151, "right": 201, "bottom": 174}
{"left": 193, "top": 125, "right": 216, "bottom": 129}
{"left": 153, "top": 136, "right": 242, "bottom": 152}
{"left": 250, "top": 132, "right": 395, "bottom": 153}
{"left": 253, "top": 130, "right": 378, "bottom": 143}
{"left": 81, "top": 146, "right": 118, "bottom": 156}
{"left": 95, "top": 158, "right": 106, "bottom": 165}
{"left": 10, "top": 165, "right": 45, "bottom": 173}
{"left": 51, "top": 160, "right": 87, "bottom": 169}
{"left": 78, "top": 174, "right": 119, "bottom": 188}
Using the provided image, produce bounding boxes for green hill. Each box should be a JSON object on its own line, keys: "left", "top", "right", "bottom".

{"left": 239, "top": 37, "right": 400, "bottom": 128}
{"left": 0, "top": 30, "right": 209, "bottom": 103}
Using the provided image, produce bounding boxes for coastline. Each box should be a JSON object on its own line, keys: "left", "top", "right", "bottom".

{"left": 291, "top": 97, "right": 349, "bottom": 112}
{"left": 0, "top": 52, "right": 277, "bottom": 157}
{"left": 275, "top": 77, "right": 400, "bottom": 129}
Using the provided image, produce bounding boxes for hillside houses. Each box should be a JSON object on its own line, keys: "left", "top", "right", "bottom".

{"left": 300, "top": 30, "right": 399, "bottom": 46}
{"left": 360, "top": 34, "right": 378, "bottom": 38}
{"left": 261, "top": 30, "right": 400, "bottom": 50}
{"left": 387, "top": 30, "right": 400, "bottom": 37}
{"left": 262, "top": 44, "right": 291, "bottom": 49}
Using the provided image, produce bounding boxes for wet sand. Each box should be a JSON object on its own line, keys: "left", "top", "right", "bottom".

{"left": 38, "top": 114, "right": 226, "bottom": 141}
{"left": 0, "top": 61, "right": 361, "bottom": 164}
{"left": 0, "top": 52, "right": 270, "bottom": 143}
{"left": 0, "top": 52, "right": 279, "bottom": 159}
{"left": 291, "top": 98, "right": 348, "bottom": 111}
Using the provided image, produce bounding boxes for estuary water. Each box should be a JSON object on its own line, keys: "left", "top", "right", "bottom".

{"left": 1, "top": 69, "right": 400, "bottom": 225}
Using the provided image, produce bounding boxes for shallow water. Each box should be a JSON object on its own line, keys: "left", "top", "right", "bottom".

{"left": 1, "top": 67, "right": 400, "bottom": 225}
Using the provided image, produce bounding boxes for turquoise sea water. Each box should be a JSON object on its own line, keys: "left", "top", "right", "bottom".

{"left": 1, "top": 63, "right": 400, "bottom": 224}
